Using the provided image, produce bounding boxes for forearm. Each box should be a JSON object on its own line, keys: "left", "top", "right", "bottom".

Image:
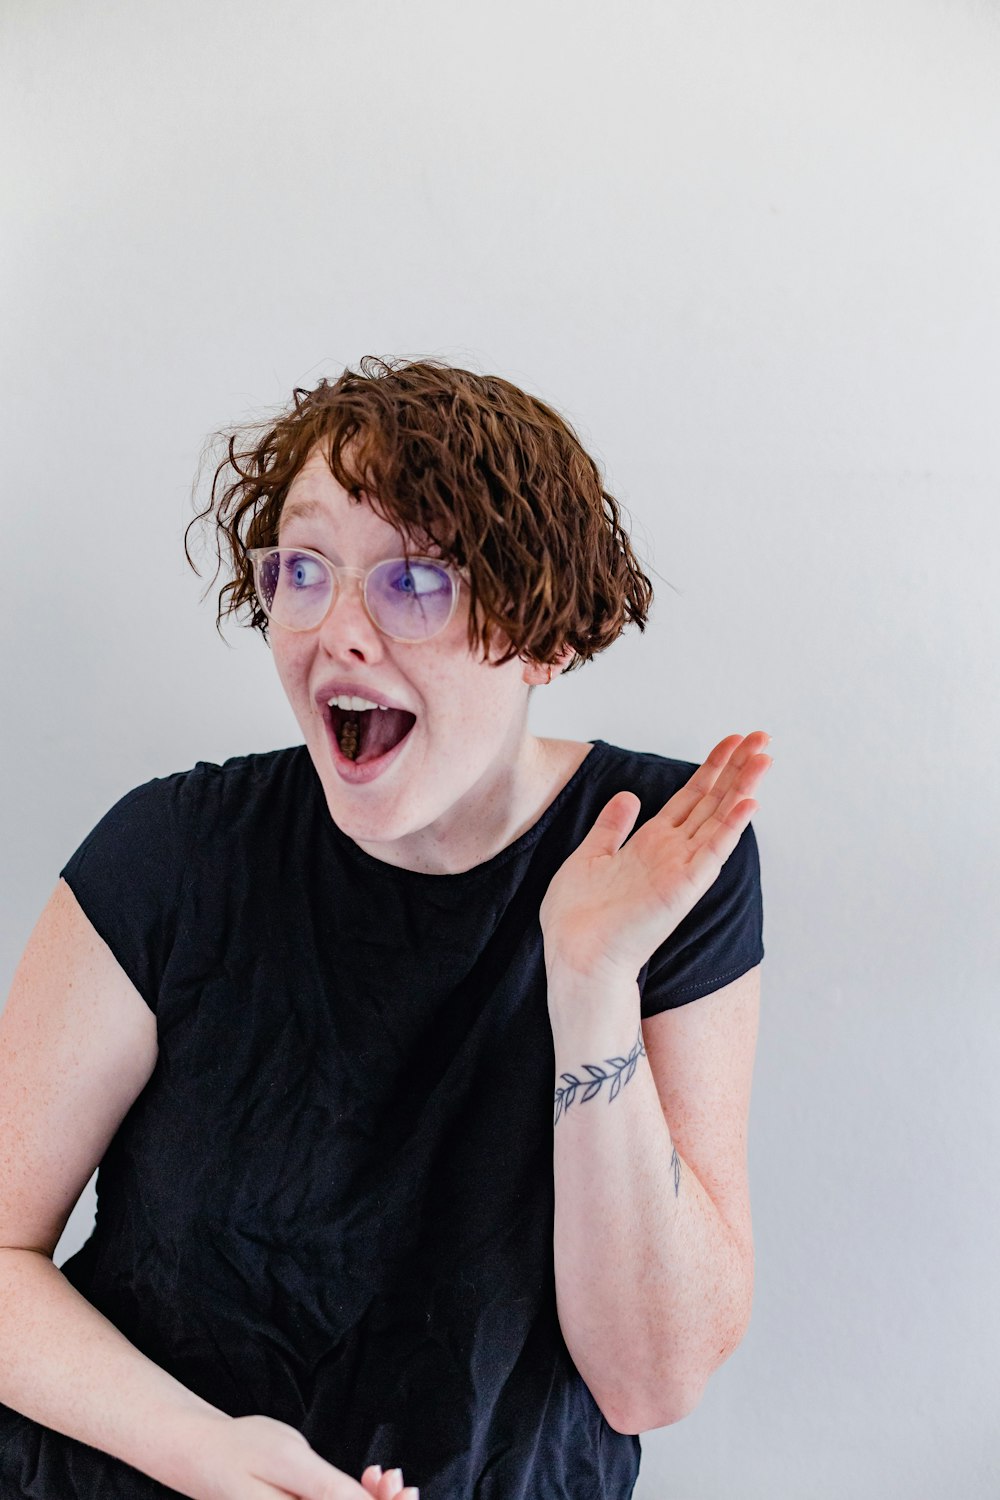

{"left": 549, "top": 973, "right": 752, "bottom": 1434}
{"left": 0, "top": 1248, "right": 230, "bottom": 1495}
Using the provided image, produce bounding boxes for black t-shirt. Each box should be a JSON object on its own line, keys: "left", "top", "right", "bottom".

{"left": 0, "top": 738, "right": 764, "bottom": 1499}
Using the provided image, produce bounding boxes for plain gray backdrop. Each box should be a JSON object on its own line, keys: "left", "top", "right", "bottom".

{"left": 2, "top": 2, "right": 998, "bottom": 1496}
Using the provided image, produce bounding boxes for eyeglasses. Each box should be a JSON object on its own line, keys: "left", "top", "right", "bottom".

{"left": 246, "top": 546, "right": 463, "bottom": 641}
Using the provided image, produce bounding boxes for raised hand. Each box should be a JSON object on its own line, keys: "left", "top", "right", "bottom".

{"left": 539, "top": 731, "right": 773, "bottom": 988}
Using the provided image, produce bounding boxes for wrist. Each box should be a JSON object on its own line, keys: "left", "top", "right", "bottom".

{"left": 149, "top": 1404, "right": 232, "bottom": 1497}
{"left": 545, "top": 961, "right": 640, "bottom": 1031}
{"left": 544, "top": 946, "right": 638, "bottom": 999}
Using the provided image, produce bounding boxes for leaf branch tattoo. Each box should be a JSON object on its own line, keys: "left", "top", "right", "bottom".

{"left": 553, "top": 1024, "right": 646, "bottom": 1127}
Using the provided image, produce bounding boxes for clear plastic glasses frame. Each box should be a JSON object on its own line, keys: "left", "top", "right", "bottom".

{"left": 245, "top": 545, "right": 464, "bottom": 642}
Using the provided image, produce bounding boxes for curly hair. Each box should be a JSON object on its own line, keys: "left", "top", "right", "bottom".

{"left": 184, "top": 355, "right": 655, "bottom": 674}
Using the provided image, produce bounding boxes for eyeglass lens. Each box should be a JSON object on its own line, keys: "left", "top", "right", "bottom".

{"left": 255, "top": 549, "right": 456, "bottom": 639}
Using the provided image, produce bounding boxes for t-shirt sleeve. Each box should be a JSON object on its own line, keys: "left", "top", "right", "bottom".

{"left": 637, "top": 819, "right": 765, "bottom": 1016}
{"left": 57, "top": 772, "right": 196, "bottom": 1017}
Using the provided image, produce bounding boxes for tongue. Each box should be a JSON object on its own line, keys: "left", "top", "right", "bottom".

{"left": 356, "top": 707, "right": 416, "bottom": 763}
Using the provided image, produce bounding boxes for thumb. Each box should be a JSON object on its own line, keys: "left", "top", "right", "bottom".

{"left": 579, "top": 790, "right": 642, "bottom": 858}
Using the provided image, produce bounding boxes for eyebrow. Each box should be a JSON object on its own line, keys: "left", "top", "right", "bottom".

{"left": 277, "top": 500, "right": 445, "bottom": 567}
{"left": 279, "top": 497, "right": 323, "bottom": 528}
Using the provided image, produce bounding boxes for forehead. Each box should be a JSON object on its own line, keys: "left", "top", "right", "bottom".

{"left": 278, "top": 448, "right": 442, "bottom": 558}
{"left": 279, "top": 451, "right": 393, "bottom": 540}
{"left": 281, "top": 448, "right": 362, "bottom": 519}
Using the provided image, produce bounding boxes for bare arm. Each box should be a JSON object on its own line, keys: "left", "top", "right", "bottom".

{"left": 0, "top": 1259, "right": 401, "bottom": 1500}
{"left": 0, "top": 877, "right": 231, "bottom": 1493}
{"left": 0, "top": 1248, "right": 229, "bottom": 1494}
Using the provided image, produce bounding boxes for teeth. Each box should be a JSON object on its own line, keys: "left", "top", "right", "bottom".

{"left": 326, "top": 694, "right": 387, "bottom": 711}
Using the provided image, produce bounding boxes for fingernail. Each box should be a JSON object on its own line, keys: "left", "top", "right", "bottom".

{"left": 387, "top": 1470, "right": 403, "bottom": 1485}
{"left": 400, "top": 1489, "right": 419, "bottom": 1499}
{"left": 371, "top": 1466, "right": 383, "bottom": 1478}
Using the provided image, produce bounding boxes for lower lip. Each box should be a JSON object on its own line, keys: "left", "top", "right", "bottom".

{"left": 322, "top": 710, "right": 415, "bottom": 785}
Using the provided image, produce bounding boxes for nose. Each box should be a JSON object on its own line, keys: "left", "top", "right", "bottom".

{"left": 316, "top": 566, "right": 386, "bottom": 660}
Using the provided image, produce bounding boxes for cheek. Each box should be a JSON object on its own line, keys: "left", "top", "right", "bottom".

{"left": 272, "top": 642, "right": 311, "bottom": 699}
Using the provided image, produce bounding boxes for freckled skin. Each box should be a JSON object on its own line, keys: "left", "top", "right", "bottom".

{"left": 269, "top": 445, "right": 580, "bottom": 876}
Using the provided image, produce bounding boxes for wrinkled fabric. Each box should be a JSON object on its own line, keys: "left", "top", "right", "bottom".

{"left": 0, "top": 738, "right": 764, "bottom": 1498}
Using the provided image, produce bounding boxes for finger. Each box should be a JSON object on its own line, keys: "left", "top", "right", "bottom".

{"left": 684, "top": 796, "right": 761, "bottom": 889}
{"left": 578, "top": 789, "right": 643, "bottom": 859}
{"left": 655, "top": 732, "right": 757, "bottom": 836}
{"left": 690, "top": 746, "right": 772, "bottom": 839}
{"left": 703, "top": 772, "right": 767, "bottom": 849}
{"left": 254, "top": 1444, "right": 371, "bottom": 1500}
{"left": 378, "top": 1468, "right": 407, "bottom": 1498}
{"left": 241, "top": 1481, "right": 302, "bottom": 1500}
{"left": 701, "top": 732, "right": 769, "bottom": 807}
{"left": 691, "top": 753, "right": 772, "bottom": 847}
{"left": 361, "top": 1465, "right": 383, "bottom": 1493}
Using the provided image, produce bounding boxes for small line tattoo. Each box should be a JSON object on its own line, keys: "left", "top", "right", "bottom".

{"left": 553, "top": 1024, "right": 646, "bottom": 1126}
{"left": 670, "top": 1144, "right": 681, "bottom": 1197}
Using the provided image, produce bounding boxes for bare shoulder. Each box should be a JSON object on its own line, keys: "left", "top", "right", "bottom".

{"left": 0, "top": 878, "right": 159, "bottom": 1256}
{"left": 542, "top": 737, "right": 596, "bottom": 786}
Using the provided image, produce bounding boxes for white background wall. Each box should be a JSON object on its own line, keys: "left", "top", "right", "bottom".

{"left": 2, "top": 2, "right": 998, "bottom": 1496}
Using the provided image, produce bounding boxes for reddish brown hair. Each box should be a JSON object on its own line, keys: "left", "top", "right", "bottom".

{"left": 184, "top": 356, "right": 654, "bottom": 673}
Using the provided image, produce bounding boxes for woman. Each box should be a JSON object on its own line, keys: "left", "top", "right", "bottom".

{"left": 0, "top": 357, "right": 771, "bottom": 1500}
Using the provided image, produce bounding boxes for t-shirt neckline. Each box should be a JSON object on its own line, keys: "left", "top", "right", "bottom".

{"left": 318, "top": 738, "right": 611, "bottom": 883}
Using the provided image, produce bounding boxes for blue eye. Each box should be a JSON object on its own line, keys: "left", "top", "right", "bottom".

{"left": 390, "top": 562, "right": 450, "bottom": 597}
{"left": 283, "top": 552, "right": 326, "bottom": 589}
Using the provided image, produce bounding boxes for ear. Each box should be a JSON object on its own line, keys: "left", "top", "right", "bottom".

{"left": 521, "top": 642, "right": 577, "bottom": 688}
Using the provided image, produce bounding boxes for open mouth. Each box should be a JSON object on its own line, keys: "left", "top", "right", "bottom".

{"left": 328, "top": 704, "right": 417, "bottom": 764}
